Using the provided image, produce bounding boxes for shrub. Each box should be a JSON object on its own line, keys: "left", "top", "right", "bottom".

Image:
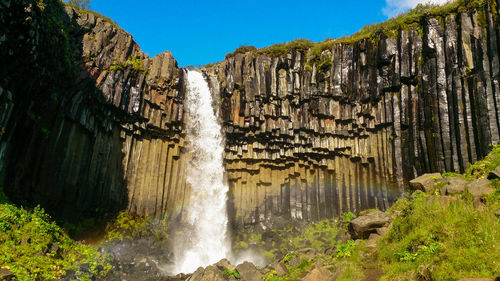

{"left": 465, "top": 145, "right": 500, "bottom": 179}
{"left": 67, "top": 0, "right": 91, "bottom": 10}
{"left": 105, "top": 211, "right": 168, "bottom": 241}
{"left": 335, "top": 240, "right": 356, "bottom": 258}
{"left": 225, "top": 45, "right": 257, "bottom": 59}
{"left": 109, "top": 57, "right": 145, "bottom": 73}
{"left": 0, "top": 203, "right": 111, "bottom": 280}
{"left": 222, "top": 269, "right": 240, "bottom": 279}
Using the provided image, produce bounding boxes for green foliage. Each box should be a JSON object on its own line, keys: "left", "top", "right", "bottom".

{"left": 105, "top": 211, "right": 168, "bottom": 241}
{"left": 335, "top": 240, "right": 356, "bottom": 258}
{"left": 222, "top": 0, "right": 493, "bottom": 74}
{"left": 222, "top": 269, "right": 240, "bottom": 279}
{"left": 67, "top": 0, "right": 91, "bottom": 10}
{"left": 256, "top": 38, "right": 314, "bottom": 57}
{"left": 465, "top": 144, "right": 500, "bottom": 179}
{"left": 332, "top": 0, "right": 492, "bottom": 45}
{"left": 262, "top": 269, "right": 279, "bottom": 281}
{"left": 283, "top": 252, "right": 298, "bottom": 263}
{"left": 0, "top": 203, "right": 111, "bottom": 280}
{"left": 378, "top": 194, "right": 500, "bottom": 280}
{"left": 225, "top": 45, "right": 257, "bottom": 59}
{"left": 340, "top": 211, "right": 356, "bottom": 227}
{"left": 442, "top": 172, "right": 460, "bottom": 177}
{"left": 109, "top": 57, "right": 145, "bottom": 73}
{"left": 269, "top": 259, "right": 313, "bottom": 281}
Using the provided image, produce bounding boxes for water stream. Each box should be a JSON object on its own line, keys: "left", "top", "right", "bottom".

{"left": 171, "top": 70, "right": 232, "bottom": 274}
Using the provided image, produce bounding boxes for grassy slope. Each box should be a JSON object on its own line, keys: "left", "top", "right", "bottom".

{"left": 259, "top": 145, "right": 500, "bottom": 281}
{"left": 0, "top": 194, "right": 111, "bottom": 280}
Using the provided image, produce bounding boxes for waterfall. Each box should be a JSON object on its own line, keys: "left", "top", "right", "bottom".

{"left": 172, "top": 70, "right": 231, "bottom": 274}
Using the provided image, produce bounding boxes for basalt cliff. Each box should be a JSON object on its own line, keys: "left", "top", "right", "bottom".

{"left": 1, "top": 0, "right": 500, "bottom": 226}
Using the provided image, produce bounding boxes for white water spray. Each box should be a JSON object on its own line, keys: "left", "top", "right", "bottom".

{"left": 172, "top": 70, "right": 231, "bottom": 274}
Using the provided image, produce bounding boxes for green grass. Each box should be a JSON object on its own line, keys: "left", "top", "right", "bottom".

{"left": 109, "top": 57, "right": 145, "bottom": 73}
{"left": 442, "top": 172, "right": 460, "bottom": 178}
{"left": 378, "top": 193, "right": 500, "bottom": 280}
{"left": 465, "top": 144, "right": 500, "bottom": 179}
{"left": 222, "top": 269, "right": 241, "bottom": 279}
{"left": 265, "top": 258, "right": 313, "bottom": 281}
{"left": 104, "top": 211, "right": 168, "bottom": 241}
{"left": 0, "top": 203, "right": 111, "bottom": 281}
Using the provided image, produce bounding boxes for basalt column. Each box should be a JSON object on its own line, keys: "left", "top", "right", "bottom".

{"left": 205, "top": 1, "right": 500, "bottom": 226}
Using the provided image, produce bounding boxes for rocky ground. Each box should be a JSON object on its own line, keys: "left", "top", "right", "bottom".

{"left": 89, "top": 170, "right": 498, "bottom": 281}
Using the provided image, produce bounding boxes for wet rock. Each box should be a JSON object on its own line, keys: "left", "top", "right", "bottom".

{"left": 267, "top": 261, "right": 288, "bottom": 277}
{"left": 215, "top": 258, "right": 236, "bottom": 271}
{"left": 300, "top": 266, "right": 332, "bottom": 281}
{"left": 410, "top": 173, "right": 444, "bottom": 192}
{"left": 294, "top": 248, "right": 320, "bottom": 261}
{"left": 349, "top": 210, "right": 391, "bottom": 239}
{"left": 187, "top": 265, "right": 225, "bottom": 281}
{"left": 235, "top": 261, "right": 263, "bottom": 281}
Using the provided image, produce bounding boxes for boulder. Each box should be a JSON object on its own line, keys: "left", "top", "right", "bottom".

{"left": 300, "top": 266, "right": 332, "bottom": 281}
{"left": 426, "top": 195, "right": 458, "bottom": 206}
{"left": 410, "top": 173, "right": 444, "bottom": 192}
{"left": 376, "top": 227, "right": 389, "bottom": 236}
{"left": 268, "top": 261, "right": 288, "bottom": 277}
{"left": 466, "top": 179, "right": 494, "bottom": 197}
{"left": 215, "top": 258, "right": 236, "bottom": 271}
{"left": 0, "top": 268, "right": 13, "bottom": 280}
{"left": 294, "top": 248, "right": 320, "bottom": 261}
{"left": 366, "top": 233, "right": 381, "bottom": 249}
{"left": 235, "top": 261, "right": 263, "bottom": 281}
{"left": 458, "top": 278, "right": 495, "bottom": 281}
{"left": 442, "top": 177, "right": 469, "bottom": 195}
{"left": 416, "top": 266, "right": 432, "bottom": 281}
{"left": 187, "top": 265, "right": 226, "bottom": 281}
{"left": 349, "top": 210, "right": 391, "bottom": 239}
{"left": 487, "top": 165, "right": 500, "bottom": 179}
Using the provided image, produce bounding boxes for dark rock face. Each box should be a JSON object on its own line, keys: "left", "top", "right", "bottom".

{"left": 205, "top": 2, "right": 500, "bottom": 225}
{"left": 2, "top": 0, "right": 500, "bottom": 227}
{"left": 0, "top": 0, "right": 186, "bottom": 220}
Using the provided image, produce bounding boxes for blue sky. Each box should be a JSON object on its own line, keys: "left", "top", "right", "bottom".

{"left": 82, "top": 0, "right": 448, "bottom": 66}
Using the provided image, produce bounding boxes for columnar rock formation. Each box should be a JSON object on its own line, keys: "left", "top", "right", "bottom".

{"left": 1, "top": 1, "right": 188, "bottom": 219}
{"left": 1, "top": 0, "right": 499, "bottom": 225}
{"left": 206, "top": 2, "right": 500, "bottom": 224}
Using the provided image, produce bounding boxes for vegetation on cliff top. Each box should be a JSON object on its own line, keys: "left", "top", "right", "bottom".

{"left": 224, "top": 0, "right": 495, "bottom": 69}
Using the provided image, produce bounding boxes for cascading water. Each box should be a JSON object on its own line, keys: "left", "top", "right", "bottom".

{"left": 172, "top": 70, "right": 232, "bottom": 274}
